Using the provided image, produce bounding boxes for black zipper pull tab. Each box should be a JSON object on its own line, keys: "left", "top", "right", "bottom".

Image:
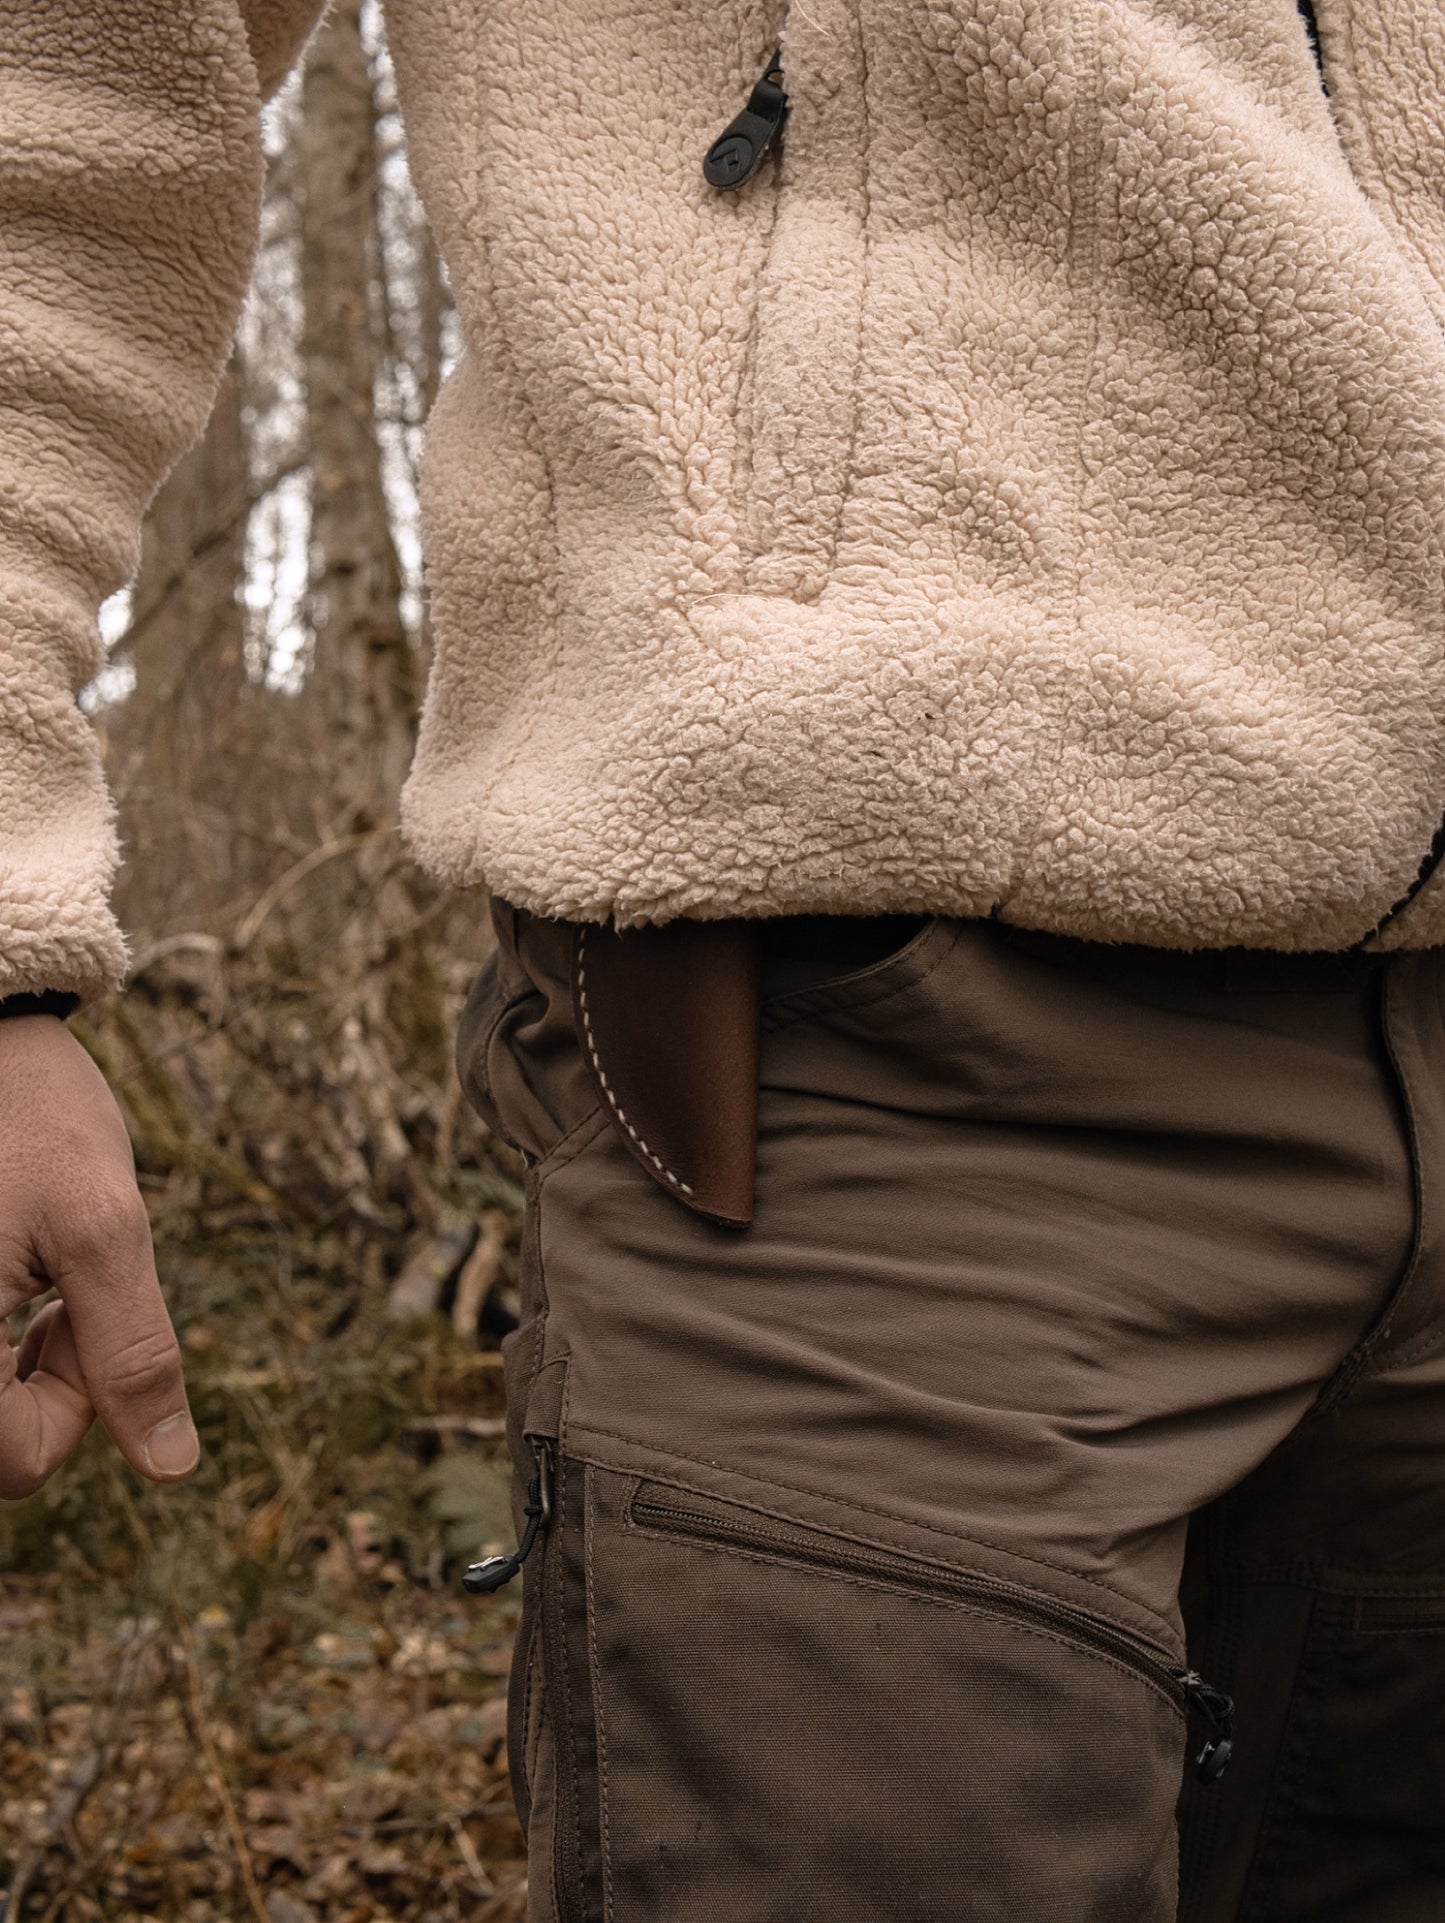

{"left": 1181, "top": 1670, "right": 1235, "bottom": 1785}
{"left": 462, "top": 1438, "right": 554, "bottom": 1595}
{"left": 703, "top": 47, "right": 788, "bottom": 190}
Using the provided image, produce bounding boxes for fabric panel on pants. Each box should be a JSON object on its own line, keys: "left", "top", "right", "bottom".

{"left": 541, "top": 1459, "right": 1183, "bottom": 1922}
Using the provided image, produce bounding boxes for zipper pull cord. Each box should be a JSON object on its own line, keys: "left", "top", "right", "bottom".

{"left": 1181, "top": 1670, "right": 1236, "bottom": 1785}
{"left": 703, "top": 47, "right": 788, "bottom": 190}
{"left": 462, "top": 1438, "right": 554, "bottom": 1595}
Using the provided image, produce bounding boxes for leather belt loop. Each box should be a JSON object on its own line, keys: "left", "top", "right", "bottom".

{"left": 571, "top": 917, "right": 761, "bottom": 1229}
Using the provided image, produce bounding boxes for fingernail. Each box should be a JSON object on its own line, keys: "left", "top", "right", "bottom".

{"left": 144, "top": 1413, "right": 200, "bottom": 1477}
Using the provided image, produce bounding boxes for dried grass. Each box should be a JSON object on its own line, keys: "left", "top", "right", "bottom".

{"left": 2, "top": 1185, "right": 529, "bottom": 1919}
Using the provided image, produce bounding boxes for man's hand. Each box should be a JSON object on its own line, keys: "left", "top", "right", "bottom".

{"left": 0, "top": 1015, "right": 198, "bottom": 1499}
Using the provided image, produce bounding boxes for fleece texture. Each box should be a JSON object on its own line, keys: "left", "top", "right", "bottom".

{"left": 3, "top": 1, "right": 1445, "bottom": 1001}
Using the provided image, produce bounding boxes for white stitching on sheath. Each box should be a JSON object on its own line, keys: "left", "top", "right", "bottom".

{"left": 576, "top": 926, "right": 695, "bottom": 1197}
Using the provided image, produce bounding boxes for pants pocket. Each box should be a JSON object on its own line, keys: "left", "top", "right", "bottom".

{"left": 756, "top": 911, "right": 935, "bottom": 1003}
{"left": 1238, "top": 1587, "right": 1445, "bottom": 1922}
{"left": 498, "top": 1358, "right": 568, "bottom": 1840}
{"left": 532, "top": 1461, "right": 1196, "bottom": 1923}
{"left": 457, "top": 899, "right": 599, "bottom": 1166}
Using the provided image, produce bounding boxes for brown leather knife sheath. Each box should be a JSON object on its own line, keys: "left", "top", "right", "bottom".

{"left": 570, "top": 917, "right": 761, "bottom": 1229}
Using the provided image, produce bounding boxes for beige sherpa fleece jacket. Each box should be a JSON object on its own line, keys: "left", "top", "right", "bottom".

{"left": 3, "top": 1, "right": 1445, "bottom": 1001}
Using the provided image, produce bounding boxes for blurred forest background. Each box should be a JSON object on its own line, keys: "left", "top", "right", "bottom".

{"left": 1, "top": 8, "right": 531, "bottom": 1917}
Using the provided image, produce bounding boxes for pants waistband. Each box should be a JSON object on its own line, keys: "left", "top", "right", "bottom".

{"left": 513, "top": 907, "right": 1400, "bottom": 1233}
{"left": 992, "top": 923, "right": 1391, "bottom": 995}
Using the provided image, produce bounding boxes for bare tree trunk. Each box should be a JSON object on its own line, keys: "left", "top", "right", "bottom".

{"left": 289, "top": 0, "right": 443, "bottom": 1230}
{"left": 80, "top": 2, "right": 498, "bottom": 1299}
{"left": 108, "top": 353, "right": 251, "bottom": 934}
{"left": 297, "top": 0, "right": 417, "bottom": 840}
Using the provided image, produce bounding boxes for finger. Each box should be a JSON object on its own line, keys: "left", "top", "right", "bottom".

{"left": 45, "top": 1187, "right": 199, "bottom": 1483}
{"left": 16, "top": 1296, "right": 64, "bottom": 1377}
{"left": 0, "top": 1301, "right": 95, "bottom": 1500}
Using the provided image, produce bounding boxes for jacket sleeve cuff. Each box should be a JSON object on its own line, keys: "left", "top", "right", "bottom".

{"left": 0, "top": 990, "right": 81, "bottom": 1022}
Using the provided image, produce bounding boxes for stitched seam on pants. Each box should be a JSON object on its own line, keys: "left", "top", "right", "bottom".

{"left": 756, "top": 913, "right": 938, "bottom": 1015}
{"left": 523, "top": 1641, "right": 539, "bottom": 1784}
{"left": 549, "top": 1452, "right": 587, "bottom": 1920}
{"left": 513, "top": 1180, "right": 555, "bottom": 1827}
{"left": 1235, "top": 1595, "right": 1330, "bottom": 1923}
{"left": 761, "top": 921, "right": 961, "bottom": 1036}
{"left": 511, "top": 1224, "right": 551, "bottom": 1832}
{"left": 530, "top": 1106, "right": 613, "bottom": 1189}
{"left": 583, "top": 1472, "right": 615, "bottom": 1923}
{"left": 1307, "top": 963, "right": 1426, "bottom": 1415}
{"left": 1366, "top": 961, "right": 1445, "bottom": 1371}
{"left": 472, "top": 984, "right": 536, "bottom": 1155}
{"left": 1178, "top": 1507, "right": 1255, "bottom": 1922}
{"left": 515, "top": 1171, "right": 554, "bottom": 1417}
{"left": 567, "top": 1423, "right": 1178, "bottom": 1646}
{"left": 1366, "top": 952, "right": 1445, "bottom": 1370}
{"left": 1371, "top": 1316, "right": 1445, "bottom": 1373}
{"left": 575, "top": 926, "right": 695, "bottom": 1198}
{"left": 522, "top": 1619, "right": 543, "bottom": 1802}
{"left": 624, "top": 1516, "right": 1185, "bottom": 1711}
{"left": 1218, "top": 1559, "right": 1445, "bottom": 1600}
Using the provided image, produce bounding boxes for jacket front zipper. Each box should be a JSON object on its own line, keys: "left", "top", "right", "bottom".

{"left": 1296, "top": 0, "right": 1327, "bottom": 92}
{"left": 630, "top": 1479, "right": 1234, "bottom": 1782}
{"left": 1291, "top": 0, "right": 1445, "bottom": 948}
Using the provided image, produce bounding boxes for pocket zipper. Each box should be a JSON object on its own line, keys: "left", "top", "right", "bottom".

{"left": 703, "top": 46, "right": 789, "bottom": 189}
{"left": 462, "top": 1438, "right": 555, "bottom": 1594}
{"left": 631, "top": 1479, "right": 1235, "bottom": 1783}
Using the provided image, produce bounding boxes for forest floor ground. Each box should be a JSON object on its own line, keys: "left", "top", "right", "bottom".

{"left": 0, "top": 1226, "right": 529, "bottom": 1923}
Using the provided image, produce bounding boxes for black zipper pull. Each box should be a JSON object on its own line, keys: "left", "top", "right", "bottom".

{"left": 1181, "top": 1670, "right": 1235, "bottom": 1785}
{"left": 462, "top": 1438, "right": 554, "bottom": 1594}
{"left": 703, "top": 47, "right": 788, "bottom": 190}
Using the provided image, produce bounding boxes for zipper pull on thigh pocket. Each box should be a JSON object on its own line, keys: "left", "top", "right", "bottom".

{"left": 1181, "top": 1670, "right": 1235, "bottom": 1784}
{"left": 703, "top": 47, "right": 788, "bottom": 189}
{"left": 462, "top": 1438, "right": 554, "bottom": 1594}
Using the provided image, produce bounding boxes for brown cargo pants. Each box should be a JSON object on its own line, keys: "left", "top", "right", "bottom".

{"left": 456, "top": 901, "right": 1445, "bottom": 1921}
